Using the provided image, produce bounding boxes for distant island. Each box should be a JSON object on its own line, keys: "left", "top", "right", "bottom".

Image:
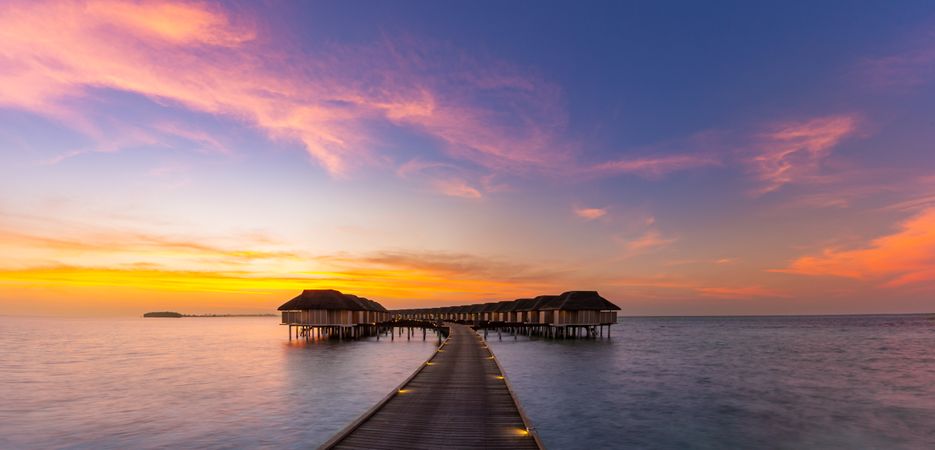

{"left": 143, "top": 311, "right": 183, "bottom": 318}
{"left": 143, "top": 312, "right": 276, "bottom": 318}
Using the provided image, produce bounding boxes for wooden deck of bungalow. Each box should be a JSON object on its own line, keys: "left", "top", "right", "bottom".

{"left": 320, "top": 323, "right": 543, "bottom": 450}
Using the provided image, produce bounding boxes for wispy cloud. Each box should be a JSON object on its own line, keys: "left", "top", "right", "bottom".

{"left": 431, "top": 178, "right": 483, "bottom": 199}
{"left": 860, "top": 27, "right": 935, "bottom": 88}
{"left": 615, "top": 229, "right": 678, "bottom": 255}
{"left": 0, "top": 227, "right": 299, "bottom": 267}
{"left": 323, "top": 250, "right": 565, "bottom": 283}
{"left": 574, "top": 207, "right": 607, "bottom": 220}
{"left": 696, "top": 285, "right": 786, "bottom": 299}
{"left": 0, "top": 0, "right": 569, "bottom": 178}
{"left": 397, "top": 158, "right": 484, "bottom": 198}
{"left": 777, "top": 207, "right": 935, "bottom": 287}
{"left": 589, "top": 153, "right": 720, "bottom": 178}
{"left": 747, "top": 114, "right": 861, "bottom": 194}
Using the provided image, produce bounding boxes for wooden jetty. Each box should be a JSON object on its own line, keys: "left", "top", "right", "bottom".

{"left": 319, "top": 323, "right": 543, "bottom": 450}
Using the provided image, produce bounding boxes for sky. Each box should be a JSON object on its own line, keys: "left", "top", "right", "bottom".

{"left": 1, "top": 0, "right": 934, "bottom": 316}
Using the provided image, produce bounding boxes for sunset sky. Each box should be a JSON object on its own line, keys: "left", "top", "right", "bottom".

{"left": 2, "top": 1, "right": 934, "bottom": 316}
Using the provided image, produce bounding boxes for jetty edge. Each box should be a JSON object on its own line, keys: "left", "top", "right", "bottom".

{"left": 316, "top": 330, "right": 453, "bottom": 450}
{"left": 319, "top": 323, "right": 543, "bottom": 450}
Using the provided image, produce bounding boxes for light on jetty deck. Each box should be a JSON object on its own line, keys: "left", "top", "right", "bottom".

{"left": 319, "top": 323, "right": 542, "bottom": 450}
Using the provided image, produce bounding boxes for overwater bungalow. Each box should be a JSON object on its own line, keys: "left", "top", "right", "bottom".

{"left": 538, "top": 291, "right": 621, "bottom": 337}
{"left": 347, "top": 295, "right": 389, "bottom": 324}
{"left": 479, "top": 302, "right": 498, "bottom": 322}
{"left": 382, "top": 290, "right": 622, "bottom": 340}
{"left": 446, "top": 306, "right": 459, "bottom": 321}
{"left": 455, "top": 305, "right": 469, "bottom": 322}
{"left": 279, "top": 289, "right": 390, "bottom": 340}
{"left": 527, "top": 295, "right": 560, "bottom": 325}
{"left": 510, "top": 298, "right": 537, "bottom": 323}
{"left": 492, "top": 300, "right": 515, "bottom": 323}
{"left": 468, "top": 304, "right": 485, "bottom": 323}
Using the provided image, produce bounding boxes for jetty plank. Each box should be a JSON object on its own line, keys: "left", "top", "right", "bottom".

{"left": 322, "top": 323, "right": 542, "bottom": 450}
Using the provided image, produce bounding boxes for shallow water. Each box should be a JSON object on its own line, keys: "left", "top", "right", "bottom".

{"left": 488, "top": 315, "right": 935, "bottom": 450}
{"left": 0, "top": 317, "right": 438, "bottom": 449}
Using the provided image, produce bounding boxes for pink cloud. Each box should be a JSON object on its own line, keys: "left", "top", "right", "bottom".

{"left": 574, "top": 207, "right": 607, "bottom": 220}
{"left": 747, "top": 115, "right": 860, "bottom": 194}
{"left": 431, "top": 178, "right": 483, "bottom": 199}
{"left": 0, "top": 1, "right": 570, "bottom": 178}
{"left": 778, "top": 207, "right": 935, "bottom": 288}
{"left": 618, "top": 229, "right": 677, "bottom": 253}
{"left": 396, "top": 158, "right": 485, "bottom": 198}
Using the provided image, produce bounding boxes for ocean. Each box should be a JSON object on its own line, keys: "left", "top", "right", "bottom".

{"left": 1, "top": 315, "right": 933, "bottom": 449}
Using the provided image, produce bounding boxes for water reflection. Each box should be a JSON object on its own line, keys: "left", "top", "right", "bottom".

{"left": 0, "top": 317, "right": 436, "bottom": 449}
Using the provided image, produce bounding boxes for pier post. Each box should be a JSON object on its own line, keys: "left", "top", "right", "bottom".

{"left": 288, "top": 325, "right": 292, "bottom": 341}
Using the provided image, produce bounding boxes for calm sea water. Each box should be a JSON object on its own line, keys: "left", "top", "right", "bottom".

{"left": 1, "top": 315, "right": 933, "bottom": 449}
{"left": 0, "top": 317, "right": 439, "bottom": 449}
{"left": 488, "top": 315, "right": 935, "bottom": 450}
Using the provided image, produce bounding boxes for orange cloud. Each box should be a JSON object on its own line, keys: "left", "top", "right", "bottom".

{"left": 574, "top": 207, "right": 607, "bottom": 220}
{"left": 780, "top": 207, "right": 935, "bottom": 287}
{"left": 86, "top": 0, "right": 253, "bottom": 46}
{"left": 748, "top": 115, "right": 860, "bottom": 194}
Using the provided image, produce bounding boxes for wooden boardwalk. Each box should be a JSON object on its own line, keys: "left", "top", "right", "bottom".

{"left": 321, "top": 323, "right": 543, "bottom": 450}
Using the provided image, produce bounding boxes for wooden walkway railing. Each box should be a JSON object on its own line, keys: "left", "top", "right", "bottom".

{"left": 319, "top": 323, "right": 543, "bottom": 450}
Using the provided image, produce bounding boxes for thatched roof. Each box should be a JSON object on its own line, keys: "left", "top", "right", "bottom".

{"left": 538, "top": 291, "right": 621, "bottom": 311}
{"left": 511, "top": 298, "right": 538, "bottom": 311}
{"left": 367, "top": 299, "right": 389, "bottom": 312}
{"left": 278, "top": 289, "right": 388, "bottom": 311}
{"left": 468, "top": 304, "right": 486, "bottom": 313}
{"left": 529, "top": 295, "right": 560, "bottom": 311}
{"left": 345, "top": 294, "right": 376, "bottom": 311}
{"left": 493, "top": 300, "right": 515, "bottom": 312}
{"left": 480, "top": 302, "right": 499, "bottom": 313}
